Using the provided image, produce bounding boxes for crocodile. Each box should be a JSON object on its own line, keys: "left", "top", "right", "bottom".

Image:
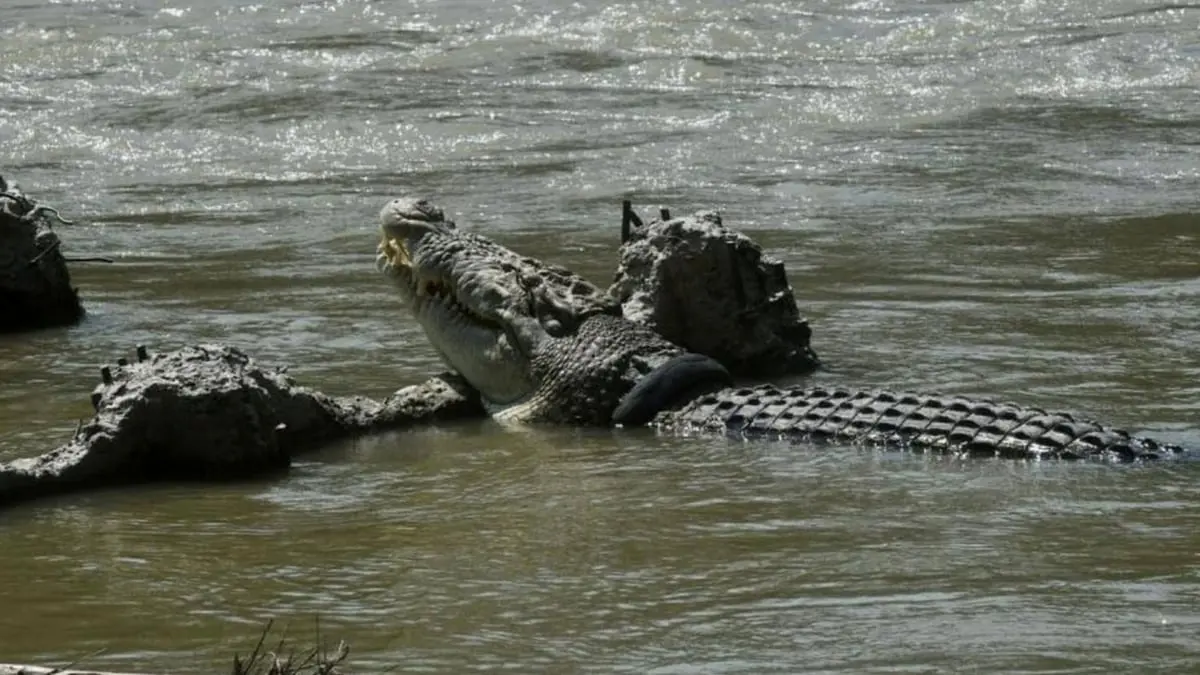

{"left": 376, "top": 196, "right": 1190, "bottom": 462}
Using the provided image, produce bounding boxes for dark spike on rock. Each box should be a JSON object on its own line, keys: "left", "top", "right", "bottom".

{"left": 100, "top": 366, "right": 112, "bottom": 385}
{"left": 90, "top": 392, "right": 102, "bottom": 410}
{"left": 660, "top": 208, "right": 671, "bottom": 221}
{"left": 620, "top": 200, "right": 644, "bottom": 245}
{"left": 116, "top": 357, "right": 129, "bottom": 367}
{"left": 136, "top": 345, "right": 148, "bottom": 362}
{"left": 621, "top": 200, "right": 632, "bottom": 244}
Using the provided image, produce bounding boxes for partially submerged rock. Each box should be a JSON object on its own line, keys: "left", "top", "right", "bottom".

{"left": 0, "top": 175, "right": 85, "bottom": 333}
{"left": 0, "top": 344, "right": 484, "bottom": 509}
{"left": 372, "top": 369, "right": 484, "bottom": 428}
{"left": 608, "top": 204, "right": 819, "bottom": 378}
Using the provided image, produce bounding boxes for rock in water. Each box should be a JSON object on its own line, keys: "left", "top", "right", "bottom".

{"left": 608, "top": 208, "right": 820, "bottom": 378}
{"left": 0, "top": 175, "right": 85, "bottom": 333}
{"left": 0, "top": 344, "right": 485, "bottom": 509}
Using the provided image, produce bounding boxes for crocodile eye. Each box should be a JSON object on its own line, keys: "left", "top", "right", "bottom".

{"left": 424, "top": 281, "right": 438, "bottom": 296}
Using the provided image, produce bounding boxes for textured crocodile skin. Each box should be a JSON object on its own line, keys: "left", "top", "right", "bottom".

{"left": 658, "top": 385, "right": 1183, "bottom": 461}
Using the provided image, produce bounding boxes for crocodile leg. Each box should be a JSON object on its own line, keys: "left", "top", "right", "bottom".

{"left": 655, "top": 385, "right": 1184, "bottom": 461}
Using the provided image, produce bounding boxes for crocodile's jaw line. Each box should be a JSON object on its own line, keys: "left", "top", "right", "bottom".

{"left": 376, "top": 232, "right": 537, "bottom": 408}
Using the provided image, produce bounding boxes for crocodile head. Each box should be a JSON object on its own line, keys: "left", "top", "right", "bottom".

{"left": 376, "top": 197, "right": 695, "bottom": 424}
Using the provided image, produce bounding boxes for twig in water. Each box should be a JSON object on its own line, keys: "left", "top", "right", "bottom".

{"left": 30, "top": 239, "right": 114, "bottom": 266}
{"left": 65, "top": 256, "right": 115, "bottom": 263}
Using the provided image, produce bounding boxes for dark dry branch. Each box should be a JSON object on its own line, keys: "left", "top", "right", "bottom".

{"left": 28, "top": 238, "right": 61, "bottom": 265}
{"left": 620, "top": 198, "right": 643, "bottom": 244}
{"left": 231, "top": 619, "right": 351, "bottom": 675}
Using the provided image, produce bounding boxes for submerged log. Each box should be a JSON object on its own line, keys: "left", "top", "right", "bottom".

{"left": 609, "top": 204, "right": 820, "bottom": 378}
{"left": 0, "top": 344, "right": 485, "bottom": 509}
{"left": 0, "top": 175, "right": 85, "bottom": 332}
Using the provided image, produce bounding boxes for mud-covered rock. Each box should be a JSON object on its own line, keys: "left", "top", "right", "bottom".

{"left": 0, "top": 344, "right": 485, "bottom": 509}
{"left": 0, "top": 175, "right": 84, "bottom": 333}
{"left": 608, "top": 206, "right": 819, "bottom": 378}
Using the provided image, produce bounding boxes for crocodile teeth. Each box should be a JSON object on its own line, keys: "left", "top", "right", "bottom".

{"left": 381, "top": 237, "right": 410, "bottom": 268}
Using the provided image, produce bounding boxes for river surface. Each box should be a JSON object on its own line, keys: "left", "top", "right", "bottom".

{"left": 2, "top": 0, "right": 1200, "bottom": 672}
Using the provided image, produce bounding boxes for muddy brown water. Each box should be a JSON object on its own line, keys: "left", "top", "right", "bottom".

{"left": 2, "top": 1, "right": 1200, "bottom": 672}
